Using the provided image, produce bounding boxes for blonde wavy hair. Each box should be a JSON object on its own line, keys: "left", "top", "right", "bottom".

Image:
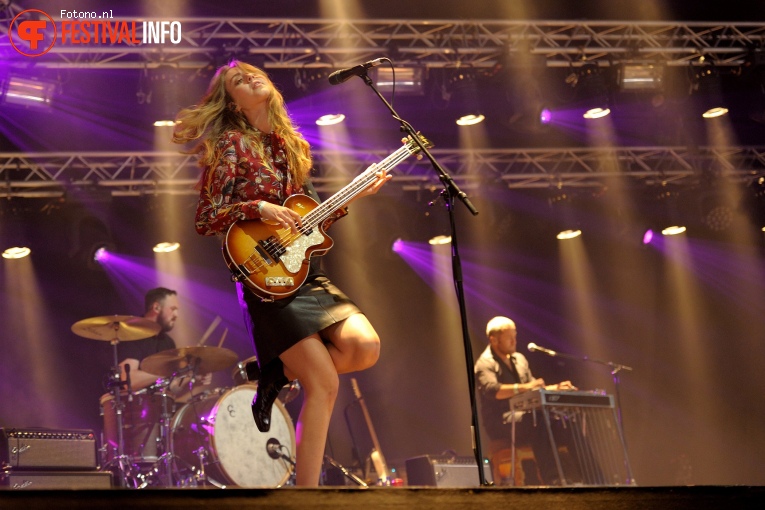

{"left": 172, "top": 60, "right": 312, "bottom": 188}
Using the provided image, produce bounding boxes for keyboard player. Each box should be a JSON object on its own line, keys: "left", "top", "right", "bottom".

{"left": 474, "top": 316, "right": 576, "bottom": 485}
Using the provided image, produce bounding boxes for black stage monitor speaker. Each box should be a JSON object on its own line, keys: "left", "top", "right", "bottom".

{"left": 0, "top": 428, "right": 97, "bottom": 470}
{"left": 406, "top": 455, "right": 493, "bottom": 487}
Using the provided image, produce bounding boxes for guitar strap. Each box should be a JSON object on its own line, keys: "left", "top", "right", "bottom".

{"left": 301, "top": 178, "right": 319, "bottom": 202}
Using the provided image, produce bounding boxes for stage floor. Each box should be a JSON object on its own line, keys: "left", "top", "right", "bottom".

{"left": 1, "top": 486, "right": 764, "bottom": 510}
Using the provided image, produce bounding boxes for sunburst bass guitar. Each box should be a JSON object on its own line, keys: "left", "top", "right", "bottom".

{"left": 223, "top": 134, "right": 433, "bottom": 300}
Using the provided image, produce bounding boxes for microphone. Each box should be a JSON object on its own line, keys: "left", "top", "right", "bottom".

{"left": 124, "top": 363, "right": 133, "bottom": 401}
{"left": 527, "top": 342, "right": 557, "bottom": 357}
{"left": 266, "top": 437, "right": 296, "bottom": 466}
{"left": 266, "top": 437, "right": 282, "bottom": 459}
{"left": 328, "top": 58, "right": 386, "bottom": 85}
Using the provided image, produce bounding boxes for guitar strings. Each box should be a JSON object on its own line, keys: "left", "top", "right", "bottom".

{"left": 263, "top": 145, "right": 414, "bottom": 248}
{"left": 241, "top": 140, "right": 421, "bottom": 274}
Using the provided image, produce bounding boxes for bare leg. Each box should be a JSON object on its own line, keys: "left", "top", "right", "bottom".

{"left": 322, "top": 313, "right": 381, "bottom": 374}
{"left": 280, "top": 335, "right": 339, "bottom": 487}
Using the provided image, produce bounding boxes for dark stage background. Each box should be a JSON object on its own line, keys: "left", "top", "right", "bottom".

{"left": 1, "top": 0, "right": 765, "bottom": 487}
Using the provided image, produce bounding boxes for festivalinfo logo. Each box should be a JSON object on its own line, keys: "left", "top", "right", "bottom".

{"left": 9, "top": 8, "right": 183, "bottom": 57}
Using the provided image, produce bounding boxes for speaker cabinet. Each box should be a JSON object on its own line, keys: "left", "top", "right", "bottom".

{"left": 0, "top": 428, "right": 97, "bottom": 470}
{"left": 2, "top": 470, "right": 112, "bottom": 489}
{"left": 405, "top": 455, "right": 492, "bottom": 487}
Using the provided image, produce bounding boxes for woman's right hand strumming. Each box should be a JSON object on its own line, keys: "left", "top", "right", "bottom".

{"left": 259, "top": 200, "right": 303, "bottom": 233}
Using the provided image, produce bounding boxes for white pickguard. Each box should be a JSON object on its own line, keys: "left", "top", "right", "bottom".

{"left": 279, "top": 228, "right": 325, "bottom": 273}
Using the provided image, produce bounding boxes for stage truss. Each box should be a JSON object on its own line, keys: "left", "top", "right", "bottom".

{"left": 2, "top": 146, "right": 764, "bottom": 198}
{"left": 1, "top": 17, "right": 765, "bottom": 69}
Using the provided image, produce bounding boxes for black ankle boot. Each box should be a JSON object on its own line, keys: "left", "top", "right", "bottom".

{"left": 252, "top": 360, "right": 288, "bottom": 432}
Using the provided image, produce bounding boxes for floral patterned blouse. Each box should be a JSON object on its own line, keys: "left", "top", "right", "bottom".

{"left": 195, "top": 130, "right": 345, "bottom": 236}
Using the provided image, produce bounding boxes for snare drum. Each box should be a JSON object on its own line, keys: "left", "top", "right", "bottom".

{"left": 232, "top": 357, "right": 301, "bottom": 404}
{"left": 99, "top": 388, "right": 174, "bottom": 463}
{"left": 231, "top": 355, "right": 260, "bottom": 386}
{"left": 170, "top": 384, "right": 295, "bottom": 487}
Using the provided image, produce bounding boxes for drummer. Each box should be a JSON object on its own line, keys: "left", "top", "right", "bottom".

{"left": 118, "top": 287, "right": 211, "bottom": 397}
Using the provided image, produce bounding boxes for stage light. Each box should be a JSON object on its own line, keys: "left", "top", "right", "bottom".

{"left": 570, "top": 65, "right": 612, "bottom": 120}
{"left": 702, "top": 107, "right": 729, "bottom": 119}
{"left": 556, "top": 229, "right": 582, "bottom": 240}
{"left": 618, "top": 64, "right": 663, "bottom": 91}
{"left": 583, "top": 107, "right": 611, "bottom": 119}
{"left": 93, "top": 245, "right": 110, "bottom": 263}
{"left": 1, "top": 76, "right": 56, "bottom": 109}
{"left": 371, "top": 67, "right": 424, "bottom": 95}
{"left": 661, "top": 225, "right": 687, "bottom": 236}
{"left": 391, "top": 238, "right": 404, "bottom": 253}
{"left": 539, "top": 108, "right": 552, "bottom": 124}
{"left": 456, "top": 114, "right": 485, "bottom": 126}
{"left": 447, "top": 71, "right": 484, "bottom": 125}
{"left": 428, "top": 235, "right": 452, "bottom": 245}
{"left": 153, "top": 242, "right": 180, "bottom": 253}
{"left": 692, "top": 68, "right": 729, "bottom": 119}
{"left": 549, "top": 191, "right": 584, "bottom": 239}
{"left": 2, "top": 247, "right": 31, "bottom": 259}
{"left": 643, "top": 229, "right": 654, "bottom": 245}
{"left": 153, "top": 120, "right": 177, "bottom": 127}
{"left": 316, "top": 114, "right": 345, "bottom": 126}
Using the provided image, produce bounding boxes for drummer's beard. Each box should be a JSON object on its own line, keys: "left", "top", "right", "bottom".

{"left": 158, "top": 315, "right": 175, "bottom": 333}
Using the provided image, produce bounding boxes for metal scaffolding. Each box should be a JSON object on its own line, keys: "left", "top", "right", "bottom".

{"left": 2, "top": 18, "right": 765, "bottom": 69}
{"left": 2, "top": 146, "right": 764, "bottom": 198}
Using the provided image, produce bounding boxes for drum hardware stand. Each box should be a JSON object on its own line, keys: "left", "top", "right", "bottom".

{"left": 100, "top": 338, "right": 139, "bottom": 488}
{"left": 192, "top": 447, "right": 226, "bottom": 488}
{"left": 71, "top": 315, "right": 162, "bottom": 489}
{"left": 144, "top": 369, "right": 193, "bottom": 487}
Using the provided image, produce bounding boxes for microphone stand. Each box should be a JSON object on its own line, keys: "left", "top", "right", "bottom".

{"left": 356, "top": 68, "right": 488, "bottom": 485}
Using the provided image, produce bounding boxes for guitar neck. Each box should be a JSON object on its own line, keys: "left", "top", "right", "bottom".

{"left": 301, "top": 143, "right": 414, "bottom": 227}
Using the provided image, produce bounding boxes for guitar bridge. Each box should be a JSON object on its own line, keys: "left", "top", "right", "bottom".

{"left": 265, "top": 276, "right": 294, "bottom": 287}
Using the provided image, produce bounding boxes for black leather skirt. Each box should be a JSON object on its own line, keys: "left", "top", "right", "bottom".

{"left": 237, "top": 276, "right": 361, "bottom": 367}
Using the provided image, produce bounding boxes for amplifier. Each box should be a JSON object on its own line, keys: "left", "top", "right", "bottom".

{"left": 2, "top": 470, "right": 112, "bottom": 489}
{"left": 405, "top": 455, "right": 492, "bottom": 487}
{"left": 0, "top": 428, "right": 97, "bottom": 470}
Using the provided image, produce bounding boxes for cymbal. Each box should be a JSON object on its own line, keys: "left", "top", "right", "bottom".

{"left": 140, "top": 346, "right": 239, "bottom": 377}
{"left": 71, "top": 315, "right": 161, "bottom": 342}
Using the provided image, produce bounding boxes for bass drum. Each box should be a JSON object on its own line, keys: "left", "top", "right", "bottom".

{"left": 170, "top": 384, "right": 295, "bottom": 487}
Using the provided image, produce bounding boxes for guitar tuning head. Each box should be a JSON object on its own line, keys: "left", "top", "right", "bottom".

{"left": 405, "top": 132, "right": 434, "bottom": 153}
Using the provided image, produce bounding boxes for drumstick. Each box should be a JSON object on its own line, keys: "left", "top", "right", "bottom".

{"left": 197, "top": 316, "right": 222, "bottom": 346}
{"left": 217, "top": 328, "right": 229, "bottom": 348}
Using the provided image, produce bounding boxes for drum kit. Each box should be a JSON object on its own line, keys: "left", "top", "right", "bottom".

{"left": 71, "top": 315, "right": 298, "bottom": 489}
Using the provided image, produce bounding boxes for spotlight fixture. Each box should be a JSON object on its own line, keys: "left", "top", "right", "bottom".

{"left": 456, "top": 114, "right": 485, "bottom": 126}
{"left": 539, "top": 108, "right": 552, "bottom": 125}
{"left": 556, "top": 229, "right": 582, "bottom": 240}
{"left": 692, "top": 67, "right": 729, "bottom": 119}
{"left": 428, "top": 235, "right": 452, "bottom": 245}
{"left": 316, "top": 114, "right": 346, "bottom": 126}
{"left": 701, "top": 107, "right": 728, "bottom": 119}
{"left": 1, "top": 76, "right": 56, "bottom": 109}
{"left": 391, "top": 238, "right": 404, "bottom": 253}
{"left": 570, "top": 65, "right": 612, "bottom": 120}
{"left": 371, "top": 67, "right": 424, "bottom": 95}
{"left": 642, "top": 229, "right": 654, "bottom": 245}
{"left": 618, "top": 64, "right": 664, "bottom": 92}
{"left": 153, "top": 242, "right": 180, "bottom": 253}
{"left": 661, "top": 225, "right": 687, "bottom": 236}
{"left": 583, "top": 107, "right": 611, "bottom": 119}
{"left": 153, "top": 120, "right": 177, "bottom": 127}
{"left": 2, "top": 246, "right": 31, "bottom": 259}
{"left": 93, "top": 246, "right": 110, "bottom": 263}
